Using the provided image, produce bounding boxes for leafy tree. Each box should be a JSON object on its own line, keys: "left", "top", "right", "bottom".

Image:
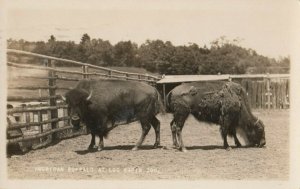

{"left": 80, "top": 33, "right": 91, "bottom": 45}
{"left": 113, "top": 41, "right": 138, "bottom": 67}
{"left": 138, "top": 40, "right": 175, "bottom": 72}
{"left": 48, "top": 35, "right": 56, "bottom": 43}
{"left": 7, "top": 35, "right": 290, "bottom": 74}
{"left": 84, "top": 38, "right": 114, "bottom": 66}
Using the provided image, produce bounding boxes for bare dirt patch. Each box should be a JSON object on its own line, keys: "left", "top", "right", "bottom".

{"left": 7, "top": 110, "right": 289, "bottom": 180}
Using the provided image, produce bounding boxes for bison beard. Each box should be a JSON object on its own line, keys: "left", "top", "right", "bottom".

{"left": 167, "top": 81, "right": 266, "bottom": 152}
{"left": 64, "top": 79, "right": 164, "bottom": 151}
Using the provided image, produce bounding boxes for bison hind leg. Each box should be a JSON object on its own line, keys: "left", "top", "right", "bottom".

{"left": 98, "top": 135, "right": 104, "bottom": 151}
{"left": 170, "top": 119, "right": 179, "bottom": 148}
{"left": 132, "top": 120, "right": 151, "bottom": 151}
{"left": 150, "top": 116, "right": 160, "bottom": 149}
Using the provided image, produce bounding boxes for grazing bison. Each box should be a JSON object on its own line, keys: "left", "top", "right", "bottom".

{"left": 167, "top": 81, "right": 266, "bottom": 152}
{"left": 62, "top": 79, "right": 164, "bottom": 151}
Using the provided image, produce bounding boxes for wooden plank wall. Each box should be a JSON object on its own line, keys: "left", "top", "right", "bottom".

{"left": 239, "top": 78, "right": 289, "bottom": 109}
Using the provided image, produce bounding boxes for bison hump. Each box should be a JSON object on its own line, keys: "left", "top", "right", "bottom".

{"left": 180, "top": 86, "right": 197, "bottom": 96}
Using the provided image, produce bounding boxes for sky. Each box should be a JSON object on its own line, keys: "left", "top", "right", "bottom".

{"left": 2, "top": 0, "right": 300, "bottom": 59}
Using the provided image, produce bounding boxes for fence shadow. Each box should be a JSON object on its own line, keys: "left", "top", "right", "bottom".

{"left": 186, "top": 145, "right": 254, "bottom": 150}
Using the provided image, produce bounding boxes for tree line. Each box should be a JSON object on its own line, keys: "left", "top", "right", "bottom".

{"left": 7, "top": 34, "right": 290, "bottom": 74}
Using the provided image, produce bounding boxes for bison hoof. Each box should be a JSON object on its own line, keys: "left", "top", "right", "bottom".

{"left": 153, "top": 143, "right": 160, "bottom": 149}
{"left": 225, "top": 146, "right": 232, "bottom": 151}
{"left": 181, "top": 147, "right": 188, "bottom": 153}
{"left": 88, "top": 145, "right": 95, "bottom": 150}
{"left": 132, "top": 146, "right": 139, "bottom": 151}
{"left": 98, "top": 147, "right": 103, "bottom": 151}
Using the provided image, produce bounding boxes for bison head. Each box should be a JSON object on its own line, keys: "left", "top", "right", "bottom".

{"left": 62, "top": 89, "right": 92, "bottom": 130}
{"left": 247, "top": 119, "right": 266, "bottom": 148}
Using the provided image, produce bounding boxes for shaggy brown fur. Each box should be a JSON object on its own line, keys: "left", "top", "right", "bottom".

{"left": 64, "top": 79, "right": 164, "bottom": 151}
{"left": 167, "top": 81, "right": 266, "bottom": 151}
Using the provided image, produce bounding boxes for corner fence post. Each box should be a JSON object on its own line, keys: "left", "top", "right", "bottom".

{"left": 47, "top": 59, "right": 59, "bottom": 142}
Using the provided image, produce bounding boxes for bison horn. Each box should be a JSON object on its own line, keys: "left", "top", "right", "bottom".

{"left": 61, "top": 95, "right": 66, "bottom": 102}
{"left": 86, "top": 90, "right": 93, "bottom": 101}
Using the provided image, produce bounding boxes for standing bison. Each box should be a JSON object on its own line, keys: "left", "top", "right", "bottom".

{"left": 62, "top": 79, "right": 164, "bottom": 151}
{"left": 167, "top": 81, "right": 266, "bottom": 152}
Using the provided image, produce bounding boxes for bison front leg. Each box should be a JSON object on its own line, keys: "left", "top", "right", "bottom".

{"left": 88, "top": 133, "right": 96, "bottom": 150}
{"left": 132, "top": 121, "right": 151, "bottom": 151}
{"left": 220, "top": 116, "right": 231, "bottom": 151}
{"left": 232, "top": 129, "right": 242, "bottom": 147}
{"left": 221, "top": 129, "right": 230, "bottom": 150}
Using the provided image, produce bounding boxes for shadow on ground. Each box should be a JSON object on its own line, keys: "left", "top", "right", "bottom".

{"left": 74, "top": 145, "right": 161, "bottom": 155}
{"left": 187, "top": 145, "right": 256, "bottom": 150}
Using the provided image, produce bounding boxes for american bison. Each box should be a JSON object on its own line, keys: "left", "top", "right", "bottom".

{"left": 62, "top": 79, "right": 164, "bottom": 151}
{"left": 167, "top": 81, "right": 266, "bottom": 152}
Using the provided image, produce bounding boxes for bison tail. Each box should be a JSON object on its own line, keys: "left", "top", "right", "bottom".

{"left": 165, "top": 90, "right": 173, "bottom": 113}
{"left": 155, "top": 90, "right": 166, "bottom": 115}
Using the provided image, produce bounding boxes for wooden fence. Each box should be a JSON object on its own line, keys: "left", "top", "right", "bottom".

{"left": 6, "top": 49, "right": 160, "bottom": 150}
{"left": 236, "top": 76, "right": 289, "bottom": 109}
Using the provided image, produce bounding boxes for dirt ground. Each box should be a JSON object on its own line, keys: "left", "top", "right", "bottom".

{"left": 7, "top": 110, "right": 289, "bottom": 180}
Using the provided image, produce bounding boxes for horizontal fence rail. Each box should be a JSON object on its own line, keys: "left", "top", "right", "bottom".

{"left": 7, "top": 105, "right": 68, "bottom": 113}
{"left": 7, "top": 49, "right": 160, "bottom": 81}
{"left": 8, "top": 126, "right": 73, "bottom": 144}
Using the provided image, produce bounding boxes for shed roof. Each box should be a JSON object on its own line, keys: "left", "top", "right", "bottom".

{"left": 157, "top": 75, "right": 230, "bottom": 84}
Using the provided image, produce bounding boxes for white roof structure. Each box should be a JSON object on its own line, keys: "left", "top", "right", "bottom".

{"left": 157, "top": 75, "right": 230, "bottom": 84}
{"left": 157, "top": 74, "right": 290, "bottom": 84}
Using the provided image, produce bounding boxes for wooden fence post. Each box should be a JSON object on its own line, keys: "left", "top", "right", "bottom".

{"left": 38, "top": 110, "right": 43, "bottom": 142}
{"left": 163, "top": 84, "right": 166, "bottom": 106}
{"left": 47, "top": 59, "right": 59, "bottom": 142}
{"left": 266, "top": 74, "right": 271, "bottom": 109}
{"left": 82, "top": 65, "right": 89, "bottom": 79}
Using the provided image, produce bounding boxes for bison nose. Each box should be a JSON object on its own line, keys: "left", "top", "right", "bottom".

{"left": 71, "top": 115, "right": 80, "bottom": 121}
{"left": 259, "top": 139, "right": 266, "bottom": 148}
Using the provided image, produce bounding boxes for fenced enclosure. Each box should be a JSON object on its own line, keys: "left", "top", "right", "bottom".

{"left": 6, "top": 49, "right": 290, "bottom": 153}
{"left": 6, "top": 49, "right": 160, "bottom": 151}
